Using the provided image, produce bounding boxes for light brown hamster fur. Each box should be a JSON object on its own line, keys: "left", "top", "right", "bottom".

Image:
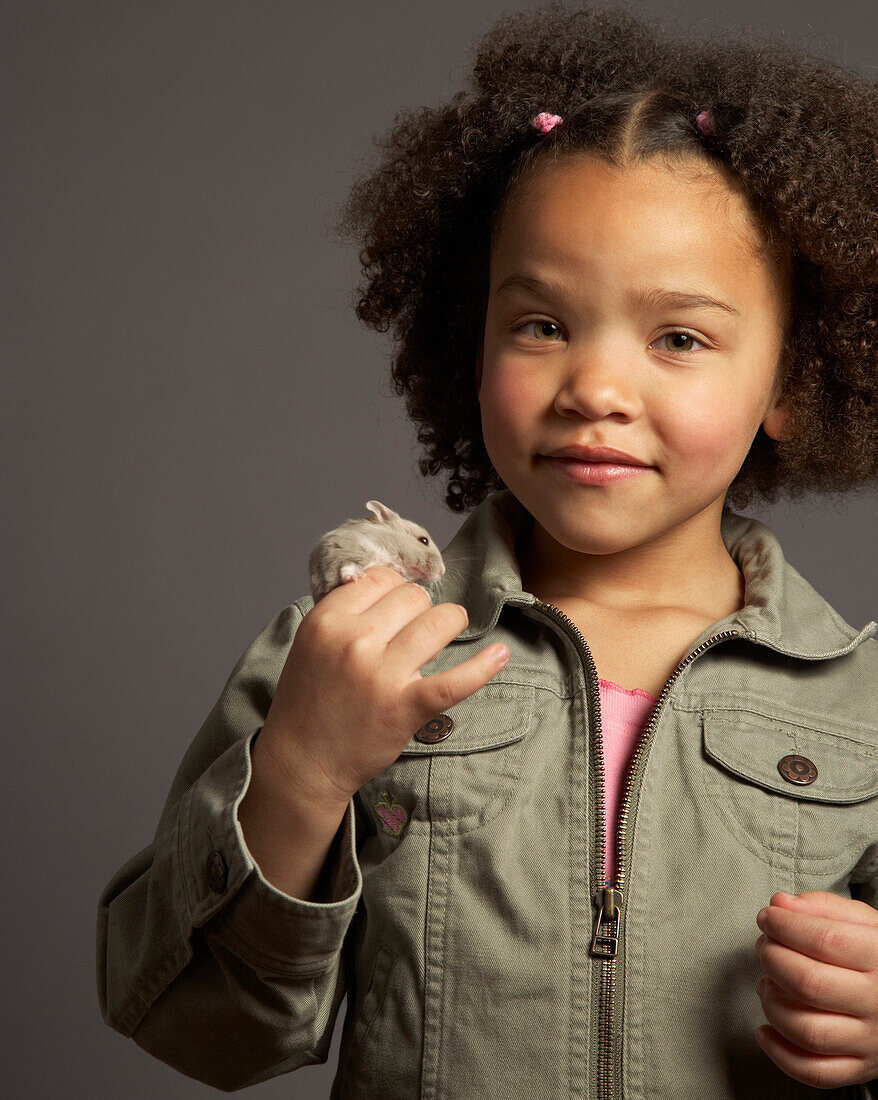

{"left": 308, "top": 499, "right": 446, "bottom": 604}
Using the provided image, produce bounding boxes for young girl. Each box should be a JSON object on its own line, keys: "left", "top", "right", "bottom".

{"left": 97, "top": 3, "right": 878, "bottom": 1096}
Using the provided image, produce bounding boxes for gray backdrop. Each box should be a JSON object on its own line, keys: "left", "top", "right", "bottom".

{"left": 5, "top": 1, "right": 877, "bottom": 1095}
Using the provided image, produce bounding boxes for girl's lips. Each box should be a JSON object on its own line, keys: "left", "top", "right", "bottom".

{"left": 542, "top": 456, "right": 653, "bottom": 485}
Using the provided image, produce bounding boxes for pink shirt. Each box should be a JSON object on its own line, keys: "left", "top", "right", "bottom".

{"left": 597, "top": 678, "right": 658, "bottom": 884}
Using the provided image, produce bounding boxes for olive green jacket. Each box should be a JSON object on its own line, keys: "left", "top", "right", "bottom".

{"left": 97, "top": 490, "right": 878, "bottom": 1098}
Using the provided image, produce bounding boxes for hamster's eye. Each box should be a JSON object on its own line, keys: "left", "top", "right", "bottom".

{"left": 418, "top": 536, "right": 429, "bottom": 545}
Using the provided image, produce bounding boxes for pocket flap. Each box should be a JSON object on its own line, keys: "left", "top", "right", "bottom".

{"left": 398, "top": 680, "right": 535, "bottom": 755}
{"left": 702, "top": 709, "right": 878, "bottom": 803}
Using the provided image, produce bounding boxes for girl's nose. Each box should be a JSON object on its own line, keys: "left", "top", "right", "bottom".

{"left": 553, "top": 353, "right": 642, "bottom": 420}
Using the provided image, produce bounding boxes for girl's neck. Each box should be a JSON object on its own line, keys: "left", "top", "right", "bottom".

{"left": 516, "top": 510, "right": 746, "bottom": 619}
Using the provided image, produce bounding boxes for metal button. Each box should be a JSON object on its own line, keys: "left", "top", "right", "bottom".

{"left": 206, "top": 849, "right": 228, "bottom": 892}
{"left": 777, "top": 754, "right": 818, "bottom": 785}
{"left": 415, "top": 714, "right": 453, "bottom": 743}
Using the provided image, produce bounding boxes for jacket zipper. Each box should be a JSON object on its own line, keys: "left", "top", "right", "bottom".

{"left": 531, "top": 598, "right": 743, "bottom": 1100}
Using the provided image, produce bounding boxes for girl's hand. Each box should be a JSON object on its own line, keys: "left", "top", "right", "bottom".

{"left": 754, "top": 890, "right": 878, "bottom": 1089}
{"left": 259, "top": 565, "right": 510, "bottom": 811}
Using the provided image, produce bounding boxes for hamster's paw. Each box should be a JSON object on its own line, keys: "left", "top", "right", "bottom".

{"left": 339, "top": 563, "right": 366, "bottom": 584}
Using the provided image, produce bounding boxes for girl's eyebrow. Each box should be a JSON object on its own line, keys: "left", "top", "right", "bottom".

{"left": 494, "top": 272, "right": 740, "bottom": 317}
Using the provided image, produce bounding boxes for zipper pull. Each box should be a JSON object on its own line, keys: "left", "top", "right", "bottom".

{"left": 590, "top": 887, "right": 623, "bottom": 958}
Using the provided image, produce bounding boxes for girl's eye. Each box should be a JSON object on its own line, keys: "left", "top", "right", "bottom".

{"left": 653, "top": 331, "right": 707, "bottom": 356}
{"left": 514, "top": 319, "right": 565, "bottom": 342}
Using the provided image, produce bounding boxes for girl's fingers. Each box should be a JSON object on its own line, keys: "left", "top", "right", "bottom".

{"left": 754, "top": 1023, "right": 870, "bottom": 1091}
{"left": 758, "top": 898, "right": 878, "bottom": 973}
{"left": 768, "top": 891, "right": 878, "bottom": 929}
{"left": 757, "top": 976, "right": 869, "bottom": 1055}
{"left": 405, "top": 642, "right": 511, "bottom": 717}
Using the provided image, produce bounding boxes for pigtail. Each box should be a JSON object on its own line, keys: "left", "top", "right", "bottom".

{"left": 693, "top": 102, "right": 747, "bottom": 144}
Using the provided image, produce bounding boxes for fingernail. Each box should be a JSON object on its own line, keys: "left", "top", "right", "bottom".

{"left": 492, "top": 645, "right": 510, "bottom": 663}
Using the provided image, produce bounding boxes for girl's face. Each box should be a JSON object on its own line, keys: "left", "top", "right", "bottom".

{"left": 477, "top": 154, "right": 789, "bottom": 603}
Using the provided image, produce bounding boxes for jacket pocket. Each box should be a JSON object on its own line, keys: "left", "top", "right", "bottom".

{"left": 701, "top": 708, "right": 878, "bottom": 871}
{"left": 356, "top": 942, "right": 395, "bottom": 1043}
{"left": 339, "top": 941, "right": 397, "bottom": 1088}
{"left": 356, "top": 679, "right": 536, "bottom": 837}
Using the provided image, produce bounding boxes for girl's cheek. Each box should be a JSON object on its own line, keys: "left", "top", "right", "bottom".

{"left": 669, "top": 397, "right": 745, "bottom": 467}
{"left": 478, "top": 371, "right": 543, "bottom": 478}
{"left": 481, "top": 370, "right": 541, "bottom": 434}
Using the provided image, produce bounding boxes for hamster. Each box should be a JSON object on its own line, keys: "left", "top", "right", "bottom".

{"left": 308, "top": 499, "right": 446, "bottom": 604}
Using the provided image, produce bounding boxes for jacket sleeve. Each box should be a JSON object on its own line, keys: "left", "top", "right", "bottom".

{"left": 96, "top": 600, "right": 364, "bottom": 1092}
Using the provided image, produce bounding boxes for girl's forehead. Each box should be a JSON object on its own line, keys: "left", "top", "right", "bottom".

{"left": 499, "top": 155, "right": 750, "bottom": 245}
{"left": 490, "top": 156, "right": 773, "bottom": 301}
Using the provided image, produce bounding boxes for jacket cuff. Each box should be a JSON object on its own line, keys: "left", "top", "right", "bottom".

{"left": 180, "top": 728, "right": 362, "bottom": 972}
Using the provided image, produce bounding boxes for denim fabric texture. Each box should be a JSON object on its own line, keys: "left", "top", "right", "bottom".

{"left": 97, "top": 489, "right": 878, "bottom": 1097}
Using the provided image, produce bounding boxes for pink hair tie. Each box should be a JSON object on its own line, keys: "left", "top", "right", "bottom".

{"left": 531, "top": 111, "right": 563, "bottom": 133}
{"left": 694, "top": 109, "right": 714, "bottom": 136}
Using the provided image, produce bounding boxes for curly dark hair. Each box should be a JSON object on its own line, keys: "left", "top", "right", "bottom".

{"left": 329, "top": 1, "right": 878, "bottom": 513}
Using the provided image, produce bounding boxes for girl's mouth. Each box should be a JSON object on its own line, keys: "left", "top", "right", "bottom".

{"left": 541, "top": 456, "right": 653, "bottom": 485}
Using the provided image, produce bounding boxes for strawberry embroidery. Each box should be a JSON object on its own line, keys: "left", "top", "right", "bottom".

{"left": 375, "top": 790, "right": 408, "bottom": 836}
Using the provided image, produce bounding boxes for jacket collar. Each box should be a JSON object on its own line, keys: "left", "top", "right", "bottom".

{"left": 431, "top": 489, "right": 877, "bottom": 661}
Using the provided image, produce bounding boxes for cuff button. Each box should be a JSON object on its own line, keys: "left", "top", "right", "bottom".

{"left": 206, "top": 849, "right": 228, "bottom": 892}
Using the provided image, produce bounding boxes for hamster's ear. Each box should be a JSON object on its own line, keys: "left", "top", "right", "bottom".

{"left": 365, "top": 500, "right": 399, "bottom": 524}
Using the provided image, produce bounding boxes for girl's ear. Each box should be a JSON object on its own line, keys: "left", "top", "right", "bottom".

{"left": 761, "top": 394, "right": 787, "bottom": 441}
{"left": 761, "top": 368, "right": 787, "bottom": 441}
{"left": 762, "top": 405, "right": 786, "bottom": 441}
